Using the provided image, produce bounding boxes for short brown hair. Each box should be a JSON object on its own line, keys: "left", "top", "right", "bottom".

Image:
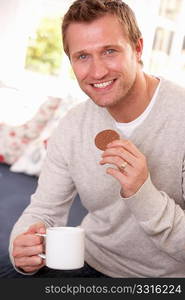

{"left": 62, "top": 0, "right": 142, "bottom": 56}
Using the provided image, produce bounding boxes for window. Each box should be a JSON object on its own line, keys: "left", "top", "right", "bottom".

{"left": 159, "top": 0, "right": 183, "bottom": 21}
{"left": 153, "top": 27, "right": 174, "bottom": 55}
{"left": 25, "top": 16, "right": 63, "bottom": 75}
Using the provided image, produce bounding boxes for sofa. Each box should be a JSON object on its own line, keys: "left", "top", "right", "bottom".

{"left": 0, "top": 163, "right": 87, "bottom": 276}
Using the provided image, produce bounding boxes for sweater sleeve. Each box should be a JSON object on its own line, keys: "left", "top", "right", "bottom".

{"left": 9, "top": 120, "right": 77, "bottom": 273}
{"left": 122, "top": 173, "right": 185, "bottom": 262}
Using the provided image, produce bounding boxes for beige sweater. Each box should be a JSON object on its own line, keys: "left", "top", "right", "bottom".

{"left": 9, "top": 77, "right": 185, "bottom": 277}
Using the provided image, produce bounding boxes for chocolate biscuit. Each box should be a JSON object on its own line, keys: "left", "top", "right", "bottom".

{"left": 95, "top": 129, "right": 120, "bottom": 151}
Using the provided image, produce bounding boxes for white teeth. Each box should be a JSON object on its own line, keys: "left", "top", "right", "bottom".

{"left": 93, "top": 80, "right": 113, "bottom": 88}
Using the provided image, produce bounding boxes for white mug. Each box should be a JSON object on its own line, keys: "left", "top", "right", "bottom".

{"left": 37, "top": 226, "right": 85, "bottom": 270}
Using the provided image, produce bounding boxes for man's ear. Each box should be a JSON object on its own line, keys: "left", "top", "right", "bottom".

{"left": 135, "top": 38, "right": 143, "bottom": 62}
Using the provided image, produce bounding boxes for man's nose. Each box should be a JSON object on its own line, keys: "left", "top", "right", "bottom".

{"left": 90, "top": 58, "right": 108, "bottom": 80}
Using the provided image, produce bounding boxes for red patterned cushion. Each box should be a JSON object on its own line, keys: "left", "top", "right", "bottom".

{"left": 0, "top": 96, "right": 62, "bottom": 165}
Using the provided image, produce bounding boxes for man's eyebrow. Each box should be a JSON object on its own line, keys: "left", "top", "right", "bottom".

{"left": 103, "top": 44, "right": 118, "bottom": 49}
{"left": 72, "top": 50, "right": 88, "bottom": 57}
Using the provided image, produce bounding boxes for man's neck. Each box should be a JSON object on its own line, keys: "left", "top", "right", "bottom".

{"left": 107, "top": 73, "right": 159, "bottom": 123}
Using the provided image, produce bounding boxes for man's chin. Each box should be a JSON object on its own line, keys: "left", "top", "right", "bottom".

{"left": 90, "top": 98, "right": 119, "bottom": 108}
{"left": 82, "top": 89, "right": 121, "bottom": 108}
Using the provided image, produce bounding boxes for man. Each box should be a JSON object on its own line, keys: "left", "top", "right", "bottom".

{"left": 8, "top": 0, "right": 185, "bottom": 277}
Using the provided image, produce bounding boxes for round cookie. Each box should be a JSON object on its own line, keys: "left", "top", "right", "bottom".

{"left": 95, "top": 129, "right": 120, "bottom": 151}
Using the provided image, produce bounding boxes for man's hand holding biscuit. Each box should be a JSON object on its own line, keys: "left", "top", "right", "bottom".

{"left": 99, "top": 138, "right": 148, "bottom": 198}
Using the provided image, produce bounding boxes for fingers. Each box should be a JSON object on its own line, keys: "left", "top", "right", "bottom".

{"left": 100, "top": 156, "right": 132, "bottom": 175}
{"left": 12, "top": 222, "right": 46, "bottom": 273}
{"left": 100, "top": 147, "right": 137, "bottom": 169}
{"left": 13, "top": 234, "right": 45, "bottom": 272}
{"left": 100, "top": 138, "right": 146, "bottom": 171}
{"left": 13, "top": 243, "right": 44, "bottom": 258}
{"left": 26, "top": 222, "right": 46, "bottom": 234}
{"left": 14, "top": 233, "right": 43, "bottom": 248}
{"left": 22, "top": 263, "right": 45, "bottom": 273}
{"left": 106, "top": 139, "right": 143, "bottom": 158}
{"left": 99, "top": 138, "right": 148, "bottom": 197}
{"left": 106, "top": 166, "right": 127, "bottom": 182}
{"left": 106, "top": 166, "right": 145, "bottom": 198}
{"left": 15, "top": 255, "right": 43, "bottom": 268}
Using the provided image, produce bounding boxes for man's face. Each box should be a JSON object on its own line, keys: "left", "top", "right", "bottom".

{"left": 66, "top": 14, "right": 142, "bottom": 108}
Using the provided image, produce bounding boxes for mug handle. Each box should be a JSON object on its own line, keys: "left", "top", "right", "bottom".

{"left": 35, "top": 233, "right": 46, "bottom": 260}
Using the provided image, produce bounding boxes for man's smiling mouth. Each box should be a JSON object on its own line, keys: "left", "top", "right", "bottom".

{"left": 91, "top": 80, "right": 115, "bottom": 89}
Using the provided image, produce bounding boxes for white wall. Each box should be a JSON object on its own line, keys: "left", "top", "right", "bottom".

{"left": 0, "top": 0, "right": 42, "bottom": 81}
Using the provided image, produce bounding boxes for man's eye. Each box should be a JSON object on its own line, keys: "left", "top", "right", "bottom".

{"left": 79, "top": 54, "right": 88, "bottom": 60}
{"left": 105, "top": 49, "right": 115, "bottom": 54}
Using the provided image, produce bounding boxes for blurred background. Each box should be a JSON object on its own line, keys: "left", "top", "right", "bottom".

{"left": 0, "top": 0, "right": 185, "bottom": 125}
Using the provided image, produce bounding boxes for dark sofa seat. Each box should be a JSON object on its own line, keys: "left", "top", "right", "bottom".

{"left": 0, "top": 163, "right": 87, "bottom": 271}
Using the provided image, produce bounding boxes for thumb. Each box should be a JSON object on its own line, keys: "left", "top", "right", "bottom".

{"left": 26, "top": 222, "right": 46, "bottom": 234}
